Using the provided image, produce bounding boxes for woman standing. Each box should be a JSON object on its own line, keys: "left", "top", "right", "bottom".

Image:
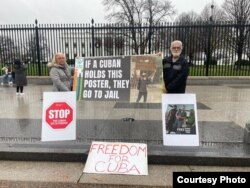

{"left": 47, "top": 53, "right": 74, "bottom": 91}
{"left": 13, "top": 59, "right": 27, "bottom": 95}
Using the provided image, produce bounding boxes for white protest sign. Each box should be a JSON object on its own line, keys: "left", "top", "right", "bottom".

{"left": 84, "top": 141, "right": 148, "bottom": 176}
{"left": 41, "top": 92, "right": 76, "bottom": 141}
{"left": 162, "top": 94, "right": 199, "bottom": 146}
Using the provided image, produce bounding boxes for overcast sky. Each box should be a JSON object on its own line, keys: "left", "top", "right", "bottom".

{"left": 0, "top": 0, "right": 225, "bottom": 24}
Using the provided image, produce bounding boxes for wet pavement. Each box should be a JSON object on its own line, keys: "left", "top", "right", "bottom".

{"left": 0, "top": 82, "right": 250, "bottom": 166}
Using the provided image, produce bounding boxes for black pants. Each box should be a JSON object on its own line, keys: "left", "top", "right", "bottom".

{"left": 16, "top": 86, "right": 24, "bottom": 93}
{"left": 136, "top": 92, "right": 147, "bottom": 103}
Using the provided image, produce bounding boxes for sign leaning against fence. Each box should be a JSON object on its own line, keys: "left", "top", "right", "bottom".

{"left": 73, "top": 55, "right": 162, "bottom": 103}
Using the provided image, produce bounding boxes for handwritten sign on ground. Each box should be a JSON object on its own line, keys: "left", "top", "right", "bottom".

{"left": 83, "top": 141, "right": 148, "bottom": 176}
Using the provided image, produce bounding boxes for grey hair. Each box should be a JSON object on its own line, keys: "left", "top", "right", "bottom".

{"left": 170, "top": 40, "right": 183, "bottom": 49}
{"left": 51, "top": 52, "right": 65, "bottom": 64}
{"left": 47, "top": 52, "right": 66, "bottom": 68}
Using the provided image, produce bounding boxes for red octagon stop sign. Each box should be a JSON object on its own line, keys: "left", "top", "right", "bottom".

{"left": 45, "top": 102, "right": 73, "bottom": 129}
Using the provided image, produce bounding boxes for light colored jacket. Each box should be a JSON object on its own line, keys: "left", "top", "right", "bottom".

{"left": 47, "top": 62, "right": 74, "bottom": 91}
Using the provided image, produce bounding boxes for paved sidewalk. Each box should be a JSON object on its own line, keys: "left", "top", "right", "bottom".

{"left": 0, "top": 82, "right": 250, "bottom": 187}
{"left": 1, "top": 161, "right": 250, "bottom": 188}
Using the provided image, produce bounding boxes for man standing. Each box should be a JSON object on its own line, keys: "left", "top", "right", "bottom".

{"left": 165, "top": 105, "right": 177, "bottom": 133}
{"left": 136, "top": 72, "right": 150, "bottom": 103}
{"left": 162, "top": 40, "right": 189, "bottom": 93}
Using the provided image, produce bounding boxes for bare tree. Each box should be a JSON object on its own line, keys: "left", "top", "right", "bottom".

{"left": 200, "top": 2, "right": 226, "bottom": 22}
{"left": 0, "top": 36, "right": 19, "bottom": 64}
{"left": 175, "top": 11, "right": 201, "bottom": 59}
{"left": 25, "top": 32, "right": 49, "bottom": 63}
{"left": 102, "top": 0, "right": 175, "bottom": 54}
{"left": 176, "top": 11, "right": 201, "bottom": 23}
{"left": 197, "top": 2, "right": 228, "bottom": 65}
{"left": 222, "top": 0, "right": 250, "bottom": 68}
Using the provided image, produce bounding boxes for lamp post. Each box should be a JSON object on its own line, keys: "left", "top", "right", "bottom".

{"left": 210, "top": 2, "right": 214, "bottom": 22}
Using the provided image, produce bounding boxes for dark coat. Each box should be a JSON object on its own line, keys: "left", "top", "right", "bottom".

{"left": 13, "top": 63, "right": 27, "bottom": 86}
{"left": 162, "top": 56, "right": 189, "bottom": 93}
{"left": 137, "top": 77, "right": 150, "bottom": 93}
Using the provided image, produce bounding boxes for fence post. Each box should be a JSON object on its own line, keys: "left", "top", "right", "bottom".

{"left": 148, "top": 23, "right": 152, "bottom": 54}
{"left": 206, "top": 21, "right": 213, "bottom": 76}
{"left": 91, "top": 19, "right": 95, "bottom": 57}
{"left": 35, "top": 19, "right": 41, "bottom": 76}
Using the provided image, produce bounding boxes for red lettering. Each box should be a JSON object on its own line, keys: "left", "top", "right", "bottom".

{"left": 95, "top": 161, "right": 105, "bottom": 172}
{"left": 129, "top": 145, "right": 137, "bottom": 156}
{"left": 138, "top": 146, "right": 147, "bottom": 157}
{"left": 89, "top": 143, "right": 98, "bottom": 153}
{"left": 97, "top": 144, "right": 105, "bottom": 154}
{"left": 122, "top": 155, "right": 129, "bottom": 163}
{"left": 107, "top": 162, "right": 118, "bottom": 172}
{"left": 108, "top": 154, "right": 115, "bottom": 162}
{"left": 117, "top": 162, "right": 128, "bottom": 173}
{"left": 128, "top": 165, "right": 140, "bottom": 175}
{"left": 111, "top": 144, "right": 119, "bottom": 154}
{"left": 114, "top": 155, "right": 122, "bottom": 163}
{"left": 119, "top": 145, "right": 129, "bottom": 154}
{"left": 104, "top": 144, "right": 112, "bottom": 154}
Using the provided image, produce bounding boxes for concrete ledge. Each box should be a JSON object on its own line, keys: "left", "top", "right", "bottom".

{"left": 1, "top": 142, "right": 250, "bottom": 166}
{"left": 187, "top": 76, "right": 250, "bottom": 85}
{"left": 0, "top": 119, "right": 249, "bottom": 166}
{"left": 28, "top": 76, "right": 52, "bottom": 85}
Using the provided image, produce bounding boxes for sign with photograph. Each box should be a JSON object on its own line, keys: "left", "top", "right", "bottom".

{"left": 41, "top": 92, "right": 76, "bottom": 141}
{"left": 73, "top": 55, "right": 162, "bottom": 103}
{"left": 83, "top": 141, "right": 148, "bottom": 176}
{"left": 162, "top": 94, "right": 199, "bottom": 146}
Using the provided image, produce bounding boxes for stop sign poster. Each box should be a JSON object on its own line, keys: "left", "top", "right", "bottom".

{"left": 42, "top": 92, "right": 76, "bottom": 141}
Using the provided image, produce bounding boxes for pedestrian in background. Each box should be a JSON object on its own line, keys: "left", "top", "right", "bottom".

{"left": 47, "top": 52, "right": 74, "bottom": 91}
{"left": 1, "top": 64, "right": 13, "bottom": 86}
{"left": 162, "top": 40, "right": 189, "bottom": 93}
{"left": 13, "top": 59, "right": 27, "bottom": 95}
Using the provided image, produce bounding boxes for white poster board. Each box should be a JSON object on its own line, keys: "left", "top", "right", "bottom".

{"left": 162, "top": 94, "right": 199, "bottom": 146}
{"left": 84, "top": 141, "right": 148, "bottom": 176}
{"left": 41, "top": 92, "right": 76, "bottom": 141}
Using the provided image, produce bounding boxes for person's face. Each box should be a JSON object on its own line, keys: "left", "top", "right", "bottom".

{"left": 170, "top": 42, "right": 182, "bottom": 58}
{"left": 56, "top": 54, "right": 66, "bottom": 65}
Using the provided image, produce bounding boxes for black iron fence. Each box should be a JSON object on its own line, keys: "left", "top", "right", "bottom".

{"left": 0, "top": 19, "right": 250, "bottom": 76}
